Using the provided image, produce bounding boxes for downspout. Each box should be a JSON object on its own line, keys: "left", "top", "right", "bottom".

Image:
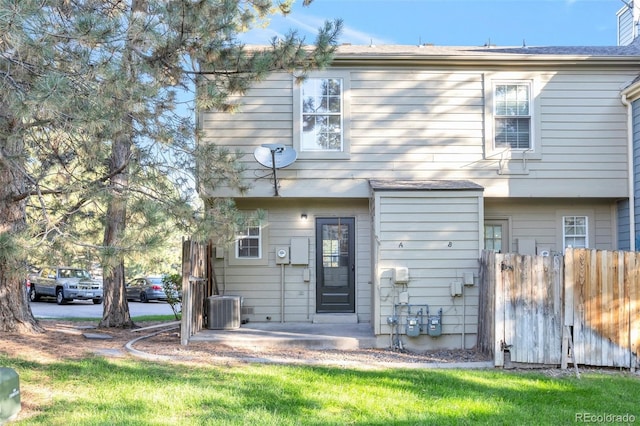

{"left": 621, "top": 94, "right": 636, "bottom": 251}
{"left": 622, "top": 92, "right": 638, "bottom": 371}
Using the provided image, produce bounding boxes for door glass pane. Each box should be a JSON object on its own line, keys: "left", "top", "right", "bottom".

{"left": 322, "top": 224, "right": 349, "bottom": 268}
{"left": 484, "top": 224, "right": 502, "bottom": 252}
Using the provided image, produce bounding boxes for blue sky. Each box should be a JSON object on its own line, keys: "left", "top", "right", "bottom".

{"left": 242, "top": 0, "right": 625, "bottom": 47}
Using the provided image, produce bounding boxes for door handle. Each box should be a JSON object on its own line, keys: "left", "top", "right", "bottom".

{"left": 351, "top": 265, "right": 355, "bottom": 271}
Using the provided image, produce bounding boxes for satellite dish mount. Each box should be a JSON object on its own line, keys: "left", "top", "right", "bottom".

{"left": 254, "top": 144, "right": 297, "bottom": 196}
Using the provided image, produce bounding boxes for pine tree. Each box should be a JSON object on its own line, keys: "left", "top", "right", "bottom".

{"left": 0, "top": 0, "right": 341, "bottom": 331}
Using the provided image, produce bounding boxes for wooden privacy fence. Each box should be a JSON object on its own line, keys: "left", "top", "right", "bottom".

{"left": 180, "top": 240, "right": 216, "bottom": 345}
{"left": 565, "top": 249, "right": 639, "bottom": 369}
{"left": 478, "top": 248, "right": 640, "bottom": 370}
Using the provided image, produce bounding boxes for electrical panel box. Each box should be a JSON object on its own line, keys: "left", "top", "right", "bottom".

{"left": 450, "top": 281, "right": 462, "bottom": 297}
{"left": 303, "top": 268, "right": 310, "bottom": 282}
{"left": 275, "top": 247, "right": 290, "bottom": 264}
{"left": 463, "top": 272, "right": 475, "bottom": 286}
{"left": 517, "top": 238, "right": 536, "bottom": 256}
{"left": 290, "top": 237, "right": 309, "bottom": 265}
{"left": 398, "top": 291, "right": 409, "bottom": 304}
{"left": 215, "top": 247, "right": 224, "bottom": 259}
{"left": 392, "top": 267, "right": 409, "bottom": 284}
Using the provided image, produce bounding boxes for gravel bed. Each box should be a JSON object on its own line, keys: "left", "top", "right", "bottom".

{"left": 132, "top": 330, "right": 493, "bottom": 368}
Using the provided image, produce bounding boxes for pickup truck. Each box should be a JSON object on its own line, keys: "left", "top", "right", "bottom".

{"left": 29, "top": 267, "right": 103, "bottom": 305}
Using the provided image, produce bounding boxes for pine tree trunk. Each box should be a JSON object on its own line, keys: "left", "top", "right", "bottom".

{"left": 98, "top": 133, "right": 134, "bottom": 329}
{"left": 0, "top": 109, "right": 43, "bottom": 333}
{"left": 98, "top": 2, "right": 146, "bottom": 329}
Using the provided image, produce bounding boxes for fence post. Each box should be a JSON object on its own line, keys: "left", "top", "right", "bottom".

{"left": 561, "top": 248, "right": 574, "bottom": 369}
{"left": 494, "top": 253, "right": 505, "bottom": 367}
{"left": 180, "top": 240, "right": 191, "bottom": 346}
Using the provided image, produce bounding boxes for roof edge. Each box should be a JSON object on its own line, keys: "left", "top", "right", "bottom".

{"left": 369, "top": 179, "right": 484, "bottom": 191}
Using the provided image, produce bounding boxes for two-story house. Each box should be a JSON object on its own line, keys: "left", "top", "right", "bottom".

{"left": 617, "top": 0, "right": 640, "bottom": 254}
{"left": 197, "top": 25, "right": 640, "bottom": 350}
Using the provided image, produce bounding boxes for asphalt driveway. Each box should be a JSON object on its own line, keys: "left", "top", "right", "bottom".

{"left": 30, "top": 299, "right": 178, "bottom": 319}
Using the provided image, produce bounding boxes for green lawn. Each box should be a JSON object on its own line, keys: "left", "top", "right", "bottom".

{"left": 2, "top": 349, "right": 639, "bottom": 425}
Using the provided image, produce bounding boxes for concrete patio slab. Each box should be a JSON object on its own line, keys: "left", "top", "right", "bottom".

{"left": 189, "top": 322, "right": 377, "bottom": 350}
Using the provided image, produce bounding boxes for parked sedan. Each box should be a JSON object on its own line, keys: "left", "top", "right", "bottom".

{"left": 126, "top": 276, "right": 169, "bottom": 303}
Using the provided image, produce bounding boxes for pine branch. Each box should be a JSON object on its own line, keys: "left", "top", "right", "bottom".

{"left": 12, "top": 154, "right": 132, "bottom": 202}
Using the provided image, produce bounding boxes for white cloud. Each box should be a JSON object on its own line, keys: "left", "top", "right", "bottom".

{"left": 239, "top": 10, "right": 395, "bottom": 46}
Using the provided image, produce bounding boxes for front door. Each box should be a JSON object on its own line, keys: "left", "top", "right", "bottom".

{"left": 316, "top": 217, "right": 355, "bottom": 313}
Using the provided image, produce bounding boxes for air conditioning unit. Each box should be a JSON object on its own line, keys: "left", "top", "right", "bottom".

{"left": 207, "top": 296, "right": 241, "bottom": 330}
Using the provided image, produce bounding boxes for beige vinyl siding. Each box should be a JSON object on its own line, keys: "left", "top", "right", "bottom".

{"left": 214, "top": 199, "right": 371, "bottom": 323}
{"left": 350, "top": 72, "right": 483, "bottom": 138}
{"left": 200, "top": 68, "right": 633, "bottom": 199}
{"left": 197, "top": 72, "right": 293, "bottom": 167}
{"left": 485, "top": 198, "right": 616, "bottom": 254}
{"left": 372, "top": 189, "right": 482, "bottom": 350}
{"left": 533, "top": 72, "right": 629, "bottom": 185}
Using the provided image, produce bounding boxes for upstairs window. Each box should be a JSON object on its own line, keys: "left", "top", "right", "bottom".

{"left": 494, "top": 82, "right": 531, "bottom": 150}
{"left": 563, "top": 216, "right": 588, "bottom": 248}
{"left": 301, "top": 78, "right": 343, "bottom": 152}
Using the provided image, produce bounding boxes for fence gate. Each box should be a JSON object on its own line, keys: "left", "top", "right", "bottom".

{"left": 493, "top": 253, "right": 563, "bottom": 366}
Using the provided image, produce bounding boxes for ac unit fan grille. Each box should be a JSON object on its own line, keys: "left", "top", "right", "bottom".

{"left": 207, "top": 296, "right": 241, "bottom": 330}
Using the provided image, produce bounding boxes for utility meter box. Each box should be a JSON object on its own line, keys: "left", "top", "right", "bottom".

{"left": 450, "top": 280, "right": 462, "bottom": 297}
{"left": 215, "top": 246, "right": 224, "bottom": 259}
{"left": 463, "top": 272, "right": 475, "bottom": 286}
{"left": 427, "top": 316, "right": 442, "bottom": 337}
{"left": 0, "top": 367, "right": 20, "bottom": 423}
{"left": 392, "top": 267, "right": 409, "bottom": 284}
{"left": 406, "top": 317, "right": 421, "bottom": 337}
{"left": 275, "top": 247, "right": 290, "bottom": 264}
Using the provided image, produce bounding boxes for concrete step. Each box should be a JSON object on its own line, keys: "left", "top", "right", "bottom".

{"left": 312, "top": 313, "right": 358, "bottom": 324}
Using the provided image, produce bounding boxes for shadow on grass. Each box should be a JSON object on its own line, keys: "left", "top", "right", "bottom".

{"left": 2, "top": 353, "right": 639, "bottom": 425}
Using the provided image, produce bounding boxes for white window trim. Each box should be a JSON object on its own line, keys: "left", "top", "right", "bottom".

{"left": 556, "top": 209, "right": 594, "bottom": 250}
{"left": 484, "top": 217, "right": 512, "bottom": 253}
{"left": 293, "top": 71, "right": 351, "bottom": 160}
{"left": 228, "top": 211, "right": 269, "bottom": 266}
{"left": 484, "top": 74, "right": 541, "bottom": 162}
{"left": 562, "top": 215, "right": 589, "bottom": 249}
{"left": 235, "top": 221, "right": 262, "bottom": 259}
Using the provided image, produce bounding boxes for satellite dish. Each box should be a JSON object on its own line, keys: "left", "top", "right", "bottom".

{"left": 254, "top": 145, "right": 297, "bottom": 169}
{"left": 253, "top": 144, "right": 297, "bottom": 196}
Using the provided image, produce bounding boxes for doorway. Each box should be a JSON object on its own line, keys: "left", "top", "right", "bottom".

{"left": 315, "top": 217, "right": 355, "bottom": 313}
{"left": 484, "top": 219, "right": 510, "bottom": 253}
